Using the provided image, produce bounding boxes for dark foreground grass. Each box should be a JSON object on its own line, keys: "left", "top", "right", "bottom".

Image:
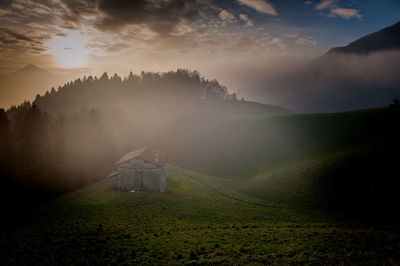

{"left": 1, "top": 170, "right": 400, "bottom": 265}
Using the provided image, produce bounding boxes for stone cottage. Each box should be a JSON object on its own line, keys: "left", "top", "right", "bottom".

{"left": 109, "top": 147, "right": 167, "bottom": 192}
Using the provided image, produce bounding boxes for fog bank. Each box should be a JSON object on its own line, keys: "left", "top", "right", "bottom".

{"left": 235, "top": 51, "right": 400, "bottom": 112}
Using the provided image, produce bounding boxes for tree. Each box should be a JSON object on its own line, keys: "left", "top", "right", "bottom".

{"left": 0, "top": 108, "right": 11, "bottom": 167}
{"left": 19, "top": 104, "right": 49, "bottom": 167}
{"left": 389, "top": 96, "right": 400, "bottom": 108}
{"left": 99, "top": 72, "right": 109, "bottom": 81}
{"left": 393, "top": 96, "right": 400, "bottom": 106}
{"left": 232, "top": 93, "right": 237, "bottom": 101}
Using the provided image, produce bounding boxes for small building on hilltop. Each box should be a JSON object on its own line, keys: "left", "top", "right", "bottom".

{"left": 109, "top": 147, "right": 167, "bottom": 192}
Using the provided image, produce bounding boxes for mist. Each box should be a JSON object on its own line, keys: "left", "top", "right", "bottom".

{"left": 1, "top": 69, "right": 269, "bottom": 204}
{"left": 235, "top": 50, "right": 400, "bottom": 112}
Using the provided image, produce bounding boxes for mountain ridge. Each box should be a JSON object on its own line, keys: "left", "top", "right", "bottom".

{"left": 327, "top": 21, "right": 400, "bottom": 55}
{"left": 12, "top": 64, "right": 51, "bottom": 76}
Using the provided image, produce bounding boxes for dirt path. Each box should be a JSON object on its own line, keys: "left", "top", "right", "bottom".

{"left": 167, "top": 164, "right": 324, "bottom": 212}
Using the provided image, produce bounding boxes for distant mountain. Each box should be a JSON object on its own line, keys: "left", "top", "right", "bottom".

{"left": 10, "top": 64, "right": 51, "bottom": 77}
{"left": 0, "top": 64, "right": 68, "bottom": 109}
{"left": 327, "top": 21, "right": 400, "bottom": 55}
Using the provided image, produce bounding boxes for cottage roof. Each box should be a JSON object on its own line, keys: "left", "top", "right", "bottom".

{"left": 116, "top": 147, "right": 167, "bottom": 166}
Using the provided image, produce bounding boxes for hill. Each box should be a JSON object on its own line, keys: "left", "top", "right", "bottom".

{"left": 169, "top": 107, "right": 400, "bottom": 217}
{"left": 327, "top": 21, "right": 400, "bottom": 55}
{"left": 1, "top": 168, "right": 400, "bottom": 264}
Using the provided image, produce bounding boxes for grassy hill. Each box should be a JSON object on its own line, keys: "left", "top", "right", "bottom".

{"left": 1, "top": 169, "right": 400, "bottom": 265}
{"left": 170, "top": 107, "right": 400, "bottom": 215}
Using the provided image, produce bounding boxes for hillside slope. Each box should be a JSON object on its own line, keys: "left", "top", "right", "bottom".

{"left": 1, "top": 169, "right": 400, "bottom": 265}
{"left": 169, "top": 108, "right": 400, "bottom": 216}
{"left": 200, "top": 99, "right": 294, "bottom": 118}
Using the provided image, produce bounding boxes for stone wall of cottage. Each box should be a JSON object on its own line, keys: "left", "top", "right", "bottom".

{"left": 110, "top": 159, "right": 166, "bottom": 192}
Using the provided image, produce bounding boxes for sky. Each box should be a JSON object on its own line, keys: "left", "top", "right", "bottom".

{"left": 0, "top": 0, "right": 400, "bottom": 87}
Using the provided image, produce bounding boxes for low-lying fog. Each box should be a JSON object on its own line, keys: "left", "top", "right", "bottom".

{"left": 221, "top": 50, "right": 400, "bottom": 112}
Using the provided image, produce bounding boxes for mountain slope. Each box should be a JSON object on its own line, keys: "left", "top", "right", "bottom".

{"left": 327, "top": 21, "right": 400, "bottom": 54}
{"left": 9, "top": 64, "right": 51, "bottom": 77}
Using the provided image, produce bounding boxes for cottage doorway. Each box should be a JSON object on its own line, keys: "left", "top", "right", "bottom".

{"left": 135, "top": 171, "right": 144, "bottom": 190}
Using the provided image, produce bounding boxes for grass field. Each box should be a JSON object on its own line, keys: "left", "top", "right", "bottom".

{"left": 1, "top": 169, "right": 400, "bottom": 265}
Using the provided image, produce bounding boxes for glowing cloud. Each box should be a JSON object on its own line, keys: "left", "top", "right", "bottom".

{"left": 331, "top": 8, "right": 362, "bottom": 19}
{"left": 239, "top": 14, "right": 255, "bottom": 27}
{"left": 237, "top": 0, "right": 278, "bottom": 16}
{"left": 315, "top": 0, "right": 336, "bottom": 10}
{"left": 219, "top": 10, "right": 236, "bottom": 23}
{"left": 49, "top": 32, "right": 89, "bottom": 68}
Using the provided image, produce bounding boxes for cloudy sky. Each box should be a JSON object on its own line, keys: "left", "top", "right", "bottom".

{"left": 0, "top": 0, "right": 399, "bottom": 82}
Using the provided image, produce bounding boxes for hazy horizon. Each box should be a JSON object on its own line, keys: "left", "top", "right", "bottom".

{"left": 2, "top": 48, "right": 400, "bottom": 112}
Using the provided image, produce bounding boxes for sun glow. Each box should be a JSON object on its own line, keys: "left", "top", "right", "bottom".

{"left": 50, "top": 33, "right": 89, "bottom": 68}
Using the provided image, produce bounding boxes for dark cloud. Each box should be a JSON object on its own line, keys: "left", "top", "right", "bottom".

{"left": 60, "top": 0, "right": 201, "bottom": 35}
{"left": 56, "top": 32, "right": 67, "bottom": 37}
{"left": 0, "top": 27, "right": 34, "bottom": 42}
{"left": 0, "top": 0, "right": 14, "bottom": 8}
{"left": 97, "top": 0, "right": 199, "bottom": 34}
{"left": 60, "top": 0, "right": 97, "bottom": 23}
{"left": 0, "top": 27, "right": 47, "bottom": 55}
{"left": 0, "top": 0, "right": 62, "bottom": 27}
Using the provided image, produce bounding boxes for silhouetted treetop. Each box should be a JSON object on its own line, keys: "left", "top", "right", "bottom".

{"left": 100, "top": 72, "right": 109, "bottom": 81}
{"left": 21, "top": 69, "right": 235, "bottom": 115}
